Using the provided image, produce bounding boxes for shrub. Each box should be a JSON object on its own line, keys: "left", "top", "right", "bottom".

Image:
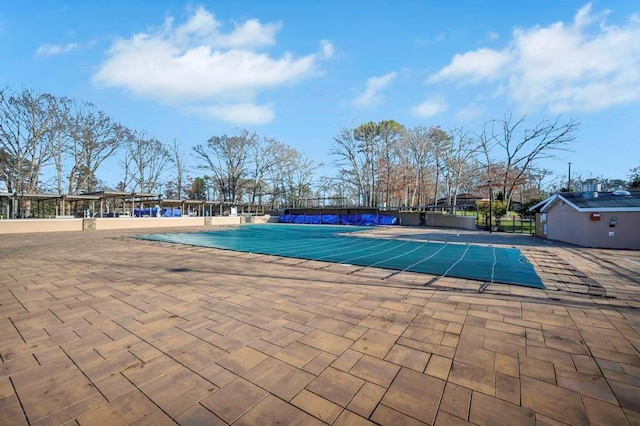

{"left": 476, "top": 200, "right": 508, "bottom": 219}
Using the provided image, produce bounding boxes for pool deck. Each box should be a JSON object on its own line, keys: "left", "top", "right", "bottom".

{"left": 1, "top": 226, "right": 639, "bottom": 425}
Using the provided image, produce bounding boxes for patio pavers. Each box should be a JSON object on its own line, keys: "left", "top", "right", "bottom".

{"left": 1, "top": 226, "right": 640, "bottom": 425}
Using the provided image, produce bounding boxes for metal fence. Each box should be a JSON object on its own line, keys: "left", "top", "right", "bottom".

{"left": 477, "top": 216, "right": 535, "bottom": 235}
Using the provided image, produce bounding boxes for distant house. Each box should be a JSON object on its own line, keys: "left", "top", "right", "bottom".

{"left": 435, "top": 193, "right": 483, "bottom": 208}
{"left": 529, "top": 190, "right": 640, "bottom": 249}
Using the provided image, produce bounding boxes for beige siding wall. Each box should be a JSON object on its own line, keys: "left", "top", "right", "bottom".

{"left": 584, "top": 211, "right": 640, "bottom": 249}
{"left": 545, "top": 203, "right": 590, "bottom": 247}
{"left": 545, "top": 203, "right": 640, "bottom": 249}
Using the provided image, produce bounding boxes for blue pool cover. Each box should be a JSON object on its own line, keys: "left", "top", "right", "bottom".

{"left": 137, "top": 224, "right": 544, "bottom": 289}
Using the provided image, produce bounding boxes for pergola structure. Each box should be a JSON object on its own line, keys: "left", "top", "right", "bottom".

{"left": 0, "top": 192, "right": 15, "bottom": 219}
{"left": 59, "top": 194, "right": 101, "bottom": 217}
{"left": 158, "top": 200, "right": 266, "bottom": 217}
{"left": 81, "top": 191, "right": 160, "bottom": 217}
{"left": 0, "top": 192, "right": 67, "bottom": 219}
{"left": 0, "top": 191, "right": 267, "bottom": 219}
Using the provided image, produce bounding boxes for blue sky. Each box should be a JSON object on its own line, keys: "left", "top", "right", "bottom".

{"left": 2, "top": 1, "right": 639, "bottom": 187}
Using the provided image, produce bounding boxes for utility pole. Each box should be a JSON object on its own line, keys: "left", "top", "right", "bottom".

{"left": 487, "top": 180, "right": 493, "bottom": 234}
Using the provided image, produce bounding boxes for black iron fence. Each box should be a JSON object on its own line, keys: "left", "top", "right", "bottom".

{"left": 477, "top": 215, "right": 535, "bottom": 235}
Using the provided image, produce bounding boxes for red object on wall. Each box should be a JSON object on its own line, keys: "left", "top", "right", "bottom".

{"left": 590, "top": 213, "right": 601, "bottom": 221}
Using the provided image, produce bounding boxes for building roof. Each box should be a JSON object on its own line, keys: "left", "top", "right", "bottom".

{"left": 454, "top": 193, "right": 483, "bottom": 200}
{"left": 530, "top": 191, "right": 640, "bottom": 213}
{"left": 435, "top": 193, "right": 483, "bottom": 205}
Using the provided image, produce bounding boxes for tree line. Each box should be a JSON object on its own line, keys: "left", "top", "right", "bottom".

{"left": 331, "top": 114, "right": 584, "bottom": 211}
{"left": 1, "top": 87, "right": 638, "bottom": 212}
{"left": 0, "top": 87, "right": 320, "bottom": 208}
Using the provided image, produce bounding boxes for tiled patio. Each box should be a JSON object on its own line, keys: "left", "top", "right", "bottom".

{"left": 1, "top": 226, "right": 639, "bottom": 425}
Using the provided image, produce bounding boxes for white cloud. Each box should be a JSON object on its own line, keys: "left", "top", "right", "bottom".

{"left": 35, "top": 42, "right": 79, "bottom": 57}
{"left": 428, "top": 48, "right": 512, "bottom": 83}
{"left": 170, "top": 7, "right": 281, "bottom": 49}
{"left": 428, "top": 3, "right": 640, "bottom": 113}
{"left": 352, "top": 72, "right": 397, "bottom": 108}
{"left": 412, "top": 97, "right": 447, "bottom": 117}
{"left": 92, "top": 6, "right": 332, "bottom": 124}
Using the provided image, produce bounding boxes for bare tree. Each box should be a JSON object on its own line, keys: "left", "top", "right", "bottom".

{"left": 0, "top": 88, "right": 59, "bottom": 194}
{"left": 316, "top": 175, "right": 348, "bottom": 206}
{"left": 477, "top": 121, "right": 503, "bottom": 201}
{"left": 485, "top": 113, "right": 579, "bottom": 210}
{"left": 247, "top": 136, "right": 286, "bottom": 204}
{"left": 122, "top": 132, "right": 169, "bottom": 193}
{"left": 50, "top": 97, "right": 73, "bottom": 194}
{"left": 331, "top": 126, "right": 369, "bottom": 206}
{"left": 331, "top": 121, "right": 402, "bottom": 207}
{"left": 520, "top": 166, "right": 553, "bottom": 201}
{"left": 0, "top": 149, "right": 10, "bottom": 191}
{"left": 64, "top": 101, "right": 131, "bottom": 193}
{"left": 353, "top": 121, "right": 381, "bottom": 206}
{"left": 442, "top": 127, "right": 481, "bottom": 207}
{"left": 377, "top": 120, "right": 404, "bottom": 207}
{"left": 169, "top": 139, "right": 186, "bottom": 199}
{"left": 393, "top": 146, "right": 412, "bottom": 207}
{"left": 403, "top": 126, "right": 434, "bottom": 207}
{"left": 428, "top": 127, "right": 450, "bottom": 206}
{"left": 281, "top": 150, "right": 322, "bottom": 207}
{"left": 266, "top": 144, "right": 297, "bottom": 207}
{"left": 193, "top": 129, "right": 256, "bottom": 202}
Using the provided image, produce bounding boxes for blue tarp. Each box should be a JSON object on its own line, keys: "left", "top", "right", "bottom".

{"left": 279, "top": 213, "right": 397, "bottom": 226}
{"left": 379, "top": 215, "right": 396, "bottom": 225}
{"left": 134, "top": 207, "right": 182, "bottom": 217}
{"left": 163, "top": 208, "right": 182, "bottom": 217}
{"left": 135, "top": 207, "right": 158, "bottom": 217}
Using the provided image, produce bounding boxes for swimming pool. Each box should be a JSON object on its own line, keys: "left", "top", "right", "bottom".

{"left": 137, "top": 224, "right": 544, "bottom": 289}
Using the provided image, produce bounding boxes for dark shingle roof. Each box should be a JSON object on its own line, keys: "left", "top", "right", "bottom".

{"left": 561, "top": 191, "right": 640, "bottom": 209}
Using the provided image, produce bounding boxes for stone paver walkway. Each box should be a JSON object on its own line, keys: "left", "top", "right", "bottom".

{"left": 1, "top": 226, "right": 639, "bottom": 425}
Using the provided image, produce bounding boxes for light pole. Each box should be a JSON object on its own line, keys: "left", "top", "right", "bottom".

{"left": 568, "top": 162, "right": 572, "bottom": 192}
{"left": 20, "top": 184, "right": 25, "bottom": 219}
{"left": 487, "top": 180, "right": 493, "bottom": 234}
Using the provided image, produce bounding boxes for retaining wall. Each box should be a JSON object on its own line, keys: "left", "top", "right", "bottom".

{"left": 0, "top": 218, "right": 83, "bottom": 234}
{"left": 398, "top": 212, "right": 477, "bottom": 230}
{"left": 0, "top": 213, "right": 477, "bottom": 234}
{"left": 0, "top": 215, "right": 247, "bottom": 234}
